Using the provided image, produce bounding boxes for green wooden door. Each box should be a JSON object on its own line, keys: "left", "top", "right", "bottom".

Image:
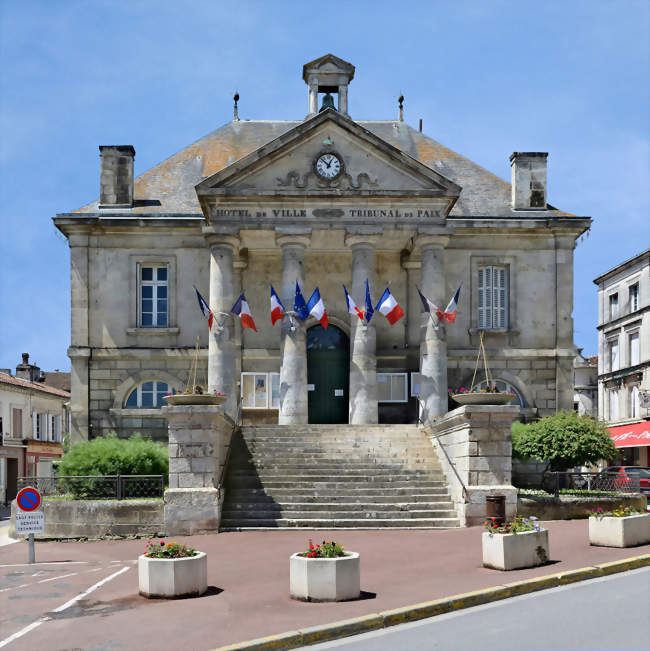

{"left": 307, "top": 325, "right": 349, "bottom": 424}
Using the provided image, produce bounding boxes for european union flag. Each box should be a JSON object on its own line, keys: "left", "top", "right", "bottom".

{"left": 365, "top": 279, "right": 374, "bottom": 324}
{"left": 294, "top": 281, "right": 309, "bottom": 320}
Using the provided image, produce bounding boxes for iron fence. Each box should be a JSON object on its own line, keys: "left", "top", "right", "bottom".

{"left": 17, "top": 475, "right": 165, "bottom": 500}
{"left": 517, "top": 471, "right": 641, "bottom": 499}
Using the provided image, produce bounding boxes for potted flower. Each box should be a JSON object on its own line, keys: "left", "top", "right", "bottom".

{"left": 587, "top": 505, "right": 650, "bottom": 548}
{"left": 290, "top": 539, "right": 360, "bottom": 602}
{"left": 139, "top": 539, "right": 207, "bottom": 598}
{"left": 482, "top": 516, "right": 549, "bottom": 570}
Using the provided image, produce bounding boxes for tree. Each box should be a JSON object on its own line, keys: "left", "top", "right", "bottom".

{"left": 511, "top": 411, "right": 617, "bottom": 471}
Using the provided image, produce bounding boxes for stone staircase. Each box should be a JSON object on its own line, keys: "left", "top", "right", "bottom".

{"left": 220, "top": 424, "right": 460, "bottom": 530}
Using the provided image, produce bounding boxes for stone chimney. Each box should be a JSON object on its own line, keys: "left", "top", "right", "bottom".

{"left": 99, "top": 145, "right": 135, "bottom": 208}
{"left": 15, "top": 353, "right": 42, "bottom": 382}
{"left": 509, "top": 152, "right": 548, "bottom": 210}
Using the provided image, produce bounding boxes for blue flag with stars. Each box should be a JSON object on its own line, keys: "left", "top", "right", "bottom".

{"left": 294, "top": 281, "right": 309, "bottom": 321}
{"left": 365, "top": 279, "right": 374, "bottom": 324}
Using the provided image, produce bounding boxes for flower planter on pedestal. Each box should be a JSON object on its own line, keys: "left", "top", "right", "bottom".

{"left": 482, "top": 530, "right": 549, "bottom": 571}
{"left": 589, "top": 513, "right": 650, "bottom": 548}
{"left": 289, "top": 552, "right": 360, "bottom": 602}
{"left": 452, "top": 393, "right": 515, "bottom": 406}
{"left": 138, "top": 552, "right": 207, "bottom": 598}
{"left": 163, "top": 394, "right": 226, "bottom": 406}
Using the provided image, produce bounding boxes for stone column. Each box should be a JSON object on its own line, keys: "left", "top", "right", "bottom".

{"left": 418, "top": 235, "right": 449, "bottom": 423}
{"left": 204, "top": 230, "right": 239, "bottom": 418}
{"left": 308, "top": 81, "right": 319, "bottom": 116}
{"left": 162, "top": 404, "right": 232, "bottom": 535}
{"left": 346, "top": 233, "right": 380, "bottom": 424}
{"left": 338, "top": 84, "right": 348, "bottom": 115}
{"left": 277, "top": 231, "right": 311, "bottom": 424}
{"left": 68, "top": 233, "right": 90, "bottom": 442}
{"left": 232, "top": 253, "right": 247, "bottom": 409}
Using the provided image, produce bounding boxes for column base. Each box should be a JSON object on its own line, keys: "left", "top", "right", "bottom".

{"left": 164, "top": 488, "right": 223, "bottom": 536}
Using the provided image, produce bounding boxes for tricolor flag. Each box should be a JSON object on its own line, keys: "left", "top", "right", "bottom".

{"left": 417, "top": 287, "right": 444, "bottom": 320}
{"left": 306, "top": 287, "right": 328, "bottom": 329}
{"left": 294, "top": 281, "right": 310, "bottom": 321}
{"left": 364, "top": 279, "right": 374, "bottom": 324}
{"left": 194, "top": 287, "right": 214, "bottom": 330}
{"left": 343, "top": 285, "right": 364, "bottom": 321}
{"left": 270, "top": 285, "right": 285, "bottom": 326}
{"left": 442, "top": 285, "right": 462, "bottom": 323}
{"left": 230, "top": 292, "right": 257, "bottom": 331}
{"left": 375, "top": 287, "right": 405, "bottom": 325}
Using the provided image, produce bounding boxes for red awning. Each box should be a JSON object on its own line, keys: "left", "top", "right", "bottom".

{"left": 608, "top": 421, "right": 650, "bottom": 448}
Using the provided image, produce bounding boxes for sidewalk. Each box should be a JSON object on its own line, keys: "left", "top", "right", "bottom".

{"left": 0, "top": 520, "right": 648, "bottom": 651}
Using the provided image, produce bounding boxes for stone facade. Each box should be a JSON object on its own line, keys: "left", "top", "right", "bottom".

{"left": 54, "top": 55, "right": 590, "bottom": 443}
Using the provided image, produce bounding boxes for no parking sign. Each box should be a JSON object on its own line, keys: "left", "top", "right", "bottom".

{"left": 15, "top": 487, "right": 43, "bottom": 563}
{"left": 16, "top": 486, "right": 42, "bottom": 512}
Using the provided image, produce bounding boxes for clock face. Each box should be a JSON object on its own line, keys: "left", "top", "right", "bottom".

{"left": 315, "top": 153, "right": 342, "bottom": 179}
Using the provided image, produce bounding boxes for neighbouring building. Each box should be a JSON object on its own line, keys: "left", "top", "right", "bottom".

{"left": 54, "top": 54, "right": 590, "bottom": 444}
{"left": 0, "top": 354, "right": 69, "bottom": 504}
{"left": 594, "top": 249, "right": 650, "bottom": 466}
{"left": 573, "top": 349, "right": 598, "bottom": 418}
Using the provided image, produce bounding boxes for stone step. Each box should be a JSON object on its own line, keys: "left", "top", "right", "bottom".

{"left": 221, "top": 509, "right": 458, "bottom": 520}
{"left": 224, "top": 490, "right": 451, "bottom": 503}
{"left": 227, "top": 478, "right": 448, "bottom": 489}
{"left": 228, "top": 469, "right": 445, "bottom": 478}
{"left": 219, "top": 517, "right": 460, "bottom": 529}
{"left": 221, "top": 501, "right": 454, "bottom": 512}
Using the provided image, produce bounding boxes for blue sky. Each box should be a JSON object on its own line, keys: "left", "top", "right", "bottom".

{"left": 0, "top": 0, "right": 648, "bottom": 372}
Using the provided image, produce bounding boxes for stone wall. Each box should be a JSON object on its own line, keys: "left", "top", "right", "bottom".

{"left": 517, "top": 494, "right": 647, "bottom": 520}
{"left": 427, "top": 404, "right": 520, "bottom": 526}
{"left": 9, "top": 499, "right": 164, "bottom": 540}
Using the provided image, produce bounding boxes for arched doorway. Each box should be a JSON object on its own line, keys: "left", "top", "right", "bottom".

{"left": 307, "top": 325, "right": 350, "bottom": 424}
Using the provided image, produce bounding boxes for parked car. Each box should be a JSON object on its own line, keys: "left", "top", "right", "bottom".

{"left": 595, "top": 466, "right": 650, "bottom": 496}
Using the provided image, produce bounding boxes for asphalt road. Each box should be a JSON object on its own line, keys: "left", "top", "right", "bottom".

{"left": 311, "top": 567, "right": 650, "bottom": 651}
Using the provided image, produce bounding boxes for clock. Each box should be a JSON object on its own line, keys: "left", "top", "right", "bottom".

{"left": 314, "top": 152, "right": 343, "bottom": 180}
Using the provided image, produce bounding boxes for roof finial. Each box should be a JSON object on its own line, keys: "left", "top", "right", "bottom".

{"left": 398, "top": 93, "right": 404, "bottom": 122}
{"left": 233, "top": 91, "right": 240, "bottom": 121}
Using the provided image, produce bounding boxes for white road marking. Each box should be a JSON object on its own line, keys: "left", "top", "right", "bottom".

{"left": 0, "top": 572, "right": 78, "bottom": 593}
{"left": 0, "top": 561, "right": 89, "bottom": 568}
{"left": 0, "top": 566, "right": 130, "bottom": 648}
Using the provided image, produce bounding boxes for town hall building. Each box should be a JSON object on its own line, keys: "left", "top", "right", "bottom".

{"left": 54, "top": 54, "right": 590, "bottom": 445}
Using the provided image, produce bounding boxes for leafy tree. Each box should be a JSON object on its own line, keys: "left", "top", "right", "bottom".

{"left": 58, "top": 433, "right": 168, "bottom": 477}
{"left": 511, "top": 411, "right": 617, "bottom": 471}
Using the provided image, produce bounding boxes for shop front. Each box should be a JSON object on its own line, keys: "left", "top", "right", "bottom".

{"left": 608, "top": 421, "right": 650, "bottom": 466}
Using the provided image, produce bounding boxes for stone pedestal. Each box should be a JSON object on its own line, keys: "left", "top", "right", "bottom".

{"left": 162, "top": 404, "right": 233, "bottom": 535}
{"left": 426, "top": 405, "right": 520, "bottom": 526}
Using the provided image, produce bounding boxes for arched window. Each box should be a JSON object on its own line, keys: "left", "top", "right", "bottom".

{"left": 474, "top": 379, "right": 524, "bottom": 407}
{"left": 124, "top": 381, "right": 170, "bottom": 408}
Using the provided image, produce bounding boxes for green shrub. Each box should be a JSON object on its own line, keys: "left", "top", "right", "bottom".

{"left": 512, "top": 411, "right": 616, "bottom": 472}
{"left": 511, "top": 421, "right": 531, "bottom": 460}
{"left": 58, "top": 433, "right": 168, "bottom": 477}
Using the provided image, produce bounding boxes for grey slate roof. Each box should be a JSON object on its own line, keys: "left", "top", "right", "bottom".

{"left": 74, "top": 119, "right": 575, "bottom": 218}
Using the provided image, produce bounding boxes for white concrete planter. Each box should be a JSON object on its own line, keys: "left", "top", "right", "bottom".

{"left": 589, "top": 513, "right": 650, "bottom": 548}
{"left": 290, "top": 552, "right": 360, "bottom": 602}
{"left": 482, "top": 529, "right": 550, "bottom": 571}
{"left": 138, "top": 552, "right": 207, "bottom": 598}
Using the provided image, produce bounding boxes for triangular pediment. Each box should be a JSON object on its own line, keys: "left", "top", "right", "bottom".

{"left": 196, "top": 110, "right": 461, "bottom": 203}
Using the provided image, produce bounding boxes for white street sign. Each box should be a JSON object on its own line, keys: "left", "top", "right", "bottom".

{"left": 15, "top": 511, "right": 44, "bottom": 534}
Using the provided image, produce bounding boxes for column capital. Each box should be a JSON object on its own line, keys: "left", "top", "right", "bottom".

{"left": 202, "top": 226, "right": 240, "bottom": 250}
{"left": 276, "top": 227, "right": 311, "bottom": 248}
{"left": 415, "top": 234, "right": 450, "bottom": 251}
{"left": 345, "top": 232, "right": 381, "bottom": 249}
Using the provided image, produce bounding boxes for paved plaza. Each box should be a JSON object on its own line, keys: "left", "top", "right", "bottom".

{"left": 0, "top": 521, "right": 648, "bottom": 650}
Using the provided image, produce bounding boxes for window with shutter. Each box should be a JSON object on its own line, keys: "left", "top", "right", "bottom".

{"left": 12, "top": 408, "right": 22, "bottom": 438}
{"left": 478, "top": 265, "right": 508, "bottom": 329}
{"left": 32, "top": 412, "right": 38, "bottom": 439}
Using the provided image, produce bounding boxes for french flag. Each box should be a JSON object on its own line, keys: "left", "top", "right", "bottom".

{"left": 307, "top": 287, "right": 328, "bottom": 329}
{"left": 231, "top": 292, "right": 257, "bottom": 331}
{"left": 194, "top": 287, "right": 214, "bottom": 330}
{"left": 270, "top": 285, "right": 285, "bottom": 326}
{"left": 375, "top": 287, "right": 404, "bottom": 325}
{"left": 343, "top": 285, "right": 364, "bottom": 321}
{"left": 443, "top": 285, "right": 462, "bottom": 323}
{"left": 417, "top": 287, "right": 444, "bottom": 320}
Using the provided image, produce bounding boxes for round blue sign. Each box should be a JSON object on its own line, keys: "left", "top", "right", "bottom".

{"left": 16, "top": 486, "right": 41, "bottom": 512}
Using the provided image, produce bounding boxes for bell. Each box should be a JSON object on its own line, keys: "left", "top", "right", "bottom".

{"left": 319, "top": 93, "right": 336, "bottom": 112}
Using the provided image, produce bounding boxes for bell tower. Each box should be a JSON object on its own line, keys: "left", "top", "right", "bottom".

{"left": 303, "top": 54, "right": 355, "bottom": 118}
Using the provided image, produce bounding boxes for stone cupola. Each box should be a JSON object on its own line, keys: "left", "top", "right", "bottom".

{"left": 303, "top": 54, "right": 355, "bottom": 118}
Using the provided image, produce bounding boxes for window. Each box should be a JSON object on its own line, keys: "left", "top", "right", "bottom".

{"left": 629, "top": 332, "right": 639, "bottom": 366}
{"left": 609, "top": 293, "right": 619, "bottom": 320}
{"left": 241, "top": 373, "right": 280, "bottom": 409}
{"left": 32, "top": 413, "right": 47, "bottom": 440}
{"left": 609, "top": 390, "right": 618, "bottom": 421}
{"left": 410, "top": 372, "right": 422, "bottom": 397}
{"left": 609, "top": 339, "right": 619, "bottom": 372}
{"left": 629, "top": 283, "right": 639, "bottom": 312}
{"left": 377, "top": 373, "right": 408, "bottom": 402}
{"left": 478, "top": 266, "right": 508, "bottom": 329}
{"left": 125, "top": 381, "right": 170, "bottom": 408}
{"left": 474, "top": 379, "right": 524, "bottom": 407}
{"left": 12, "top": 407, "right": 22, "bottom": 438}
{"left": 139, "top": 265, "right": 168, "bottom": 327}
{"left": 630, "top": 386, "right": 639, "bottom": 419}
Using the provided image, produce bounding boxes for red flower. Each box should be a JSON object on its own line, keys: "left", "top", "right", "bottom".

{"left": 160, "top": 541, "right": 165, "bottom": 546}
